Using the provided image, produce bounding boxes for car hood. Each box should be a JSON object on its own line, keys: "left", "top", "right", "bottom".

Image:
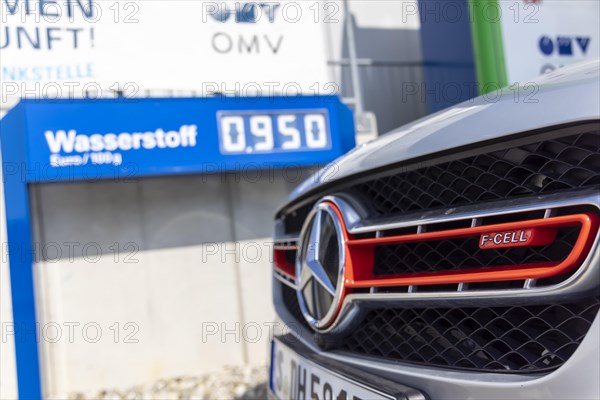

{"left": 289, "top": 60, "right": 600, "bottom": 203}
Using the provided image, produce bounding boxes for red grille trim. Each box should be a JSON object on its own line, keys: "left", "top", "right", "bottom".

{"left": 343, "top": 212, "right": 599, "bottom": 288}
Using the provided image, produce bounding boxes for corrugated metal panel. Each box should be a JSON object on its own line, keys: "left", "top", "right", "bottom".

{"left": 338, "top": 63, "right": 428, "bottom": 133}
{"left": 327, "top": 12, "right": 429, "bottom": 134}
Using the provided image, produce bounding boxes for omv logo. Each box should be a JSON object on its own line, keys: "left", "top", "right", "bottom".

{"left": 205, "top": 1, "right": 280, "bottom": 23}
{"left": 539, "top": 35, "right": 591, "bottom": 56}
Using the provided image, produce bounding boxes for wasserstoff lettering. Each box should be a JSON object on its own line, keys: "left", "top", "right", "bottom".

{"left": 45, "top": 125, "right": 198, "bottom": 154}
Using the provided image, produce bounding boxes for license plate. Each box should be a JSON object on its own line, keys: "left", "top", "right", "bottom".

{"left": 270, "top": 338, "right": 395, "bottom": 400}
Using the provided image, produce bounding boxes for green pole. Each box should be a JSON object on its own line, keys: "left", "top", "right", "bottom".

{"left": 468, "top": 0, "right": 509, "bottom": 94}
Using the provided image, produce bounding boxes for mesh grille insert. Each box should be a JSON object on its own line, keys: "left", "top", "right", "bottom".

{"left": 281, "top": 284, "right": 310, "bottom": 330}
{"left": 356, "top": 132, "right": 600, "bottom": 216}
{"left": 340, "top": 297, "right": 600, "bottom": 372}
{"left": 373, "top": 226, "right": 580, "bottom": 276}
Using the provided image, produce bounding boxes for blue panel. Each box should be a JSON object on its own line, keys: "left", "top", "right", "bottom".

{"left": 421, "top": 64, "right": 478, "bottom": 113}
{"left": 18, "top": 96, "right": 355, "bottom": 182}
{"left": 0, "top": 103, "right": 43, "bottom": 400}
{"left": 418, "top": 0, "right": 478, "bottom": 113}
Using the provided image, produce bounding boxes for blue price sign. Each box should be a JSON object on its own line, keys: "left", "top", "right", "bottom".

{"left": 4, "top": 96, "right": 355, "bottom": 182}
{"left": 217, "top": 110, "right": 331, "bottom": 154}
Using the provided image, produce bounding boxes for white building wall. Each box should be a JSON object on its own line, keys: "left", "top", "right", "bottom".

{"left": 29, "top": 171, "right": 309, "bottom": 398}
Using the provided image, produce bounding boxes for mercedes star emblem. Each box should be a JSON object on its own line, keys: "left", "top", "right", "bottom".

{"left": 296, "top": 201, "right": 346, "bottom": 331}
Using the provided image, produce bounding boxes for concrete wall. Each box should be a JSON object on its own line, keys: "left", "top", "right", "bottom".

{"left": 28, "top": 170, "right": 311, "bottom": 398}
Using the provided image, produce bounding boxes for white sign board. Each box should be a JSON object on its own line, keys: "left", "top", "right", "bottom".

{"left": 0, "top": 0, "right": 332, "bottom": 101}
{"left": 499, "top": 0, "right": 600, "bottom": 83}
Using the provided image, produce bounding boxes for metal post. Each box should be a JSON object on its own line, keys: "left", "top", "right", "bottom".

{"left": 343, "top": 0, "right": 364, "bottom": 115}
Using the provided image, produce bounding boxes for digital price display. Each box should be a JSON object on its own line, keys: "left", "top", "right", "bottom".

{"left": 217, "top": 110, "right": 331, "bottom": 154}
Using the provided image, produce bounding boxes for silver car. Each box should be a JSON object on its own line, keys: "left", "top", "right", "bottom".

{"left": 269, "top": 60, "right": 600, "bottom": 399}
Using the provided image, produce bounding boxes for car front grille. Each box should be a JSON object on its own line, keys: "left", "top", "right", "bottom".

{"left": 275, "top": 125, "right": 600, "bottom": 375}
{"left": 355, "top": 132, "right": 600, "bottom": 217}
{"left": 339, "top": 297, "right": 600, "bottom": 373}
{"left": 373, "top": 226, "right": 580, "bottom": 276}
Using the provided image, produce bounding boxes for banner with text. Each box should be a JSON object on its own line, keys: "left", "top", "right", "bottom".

{"left": 0, "top": 0, "right": 333, "bottom": 102}
{"left": 499, "top": 0, "right": 599, "bottom": 83}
